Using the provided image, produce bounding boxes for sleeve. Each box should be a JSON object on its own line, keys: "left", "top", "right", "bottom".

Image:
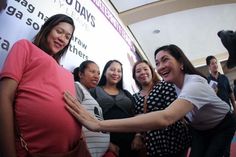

{"left": 178, "top": 79, "right": 215, "bottom": 109}
{"left": 74, "top": 82, "right": 84, "bottom": 103}
{"left": 89, "top": 88, "right": 97, "bottom": 99}
{"left": 0, "top": 40, "right": 28, "bottom": 82}
{"left": 124, "top": 89, "right": 136, "bottom": 115}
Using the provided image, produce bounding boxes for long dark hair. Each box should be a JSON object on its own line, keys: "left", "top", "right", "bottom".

{"left": 98, "top": 60, "right": 123, "bottom": 89}
{"left": 132, "top": 60, "right": 160, "bottom": 90}
{"left": 33, "top": 14, "right": 75, "bottom": 63}
{"left": 73, "top": 60, "right": 96, "bottom": 82}
{"left": 154, "top": 44, "right": 206, "bottom": 79}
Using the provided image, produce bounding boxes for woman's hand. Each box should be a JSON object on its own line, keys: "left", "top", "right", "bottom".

{"left": 131, "top": 134, "right": 145, "bottom": 150}
{"left": 64, "top": 91, "right": 100, "bottom": 132}
{"left": 108, "top": 142, "right": 120, "bottom": 157}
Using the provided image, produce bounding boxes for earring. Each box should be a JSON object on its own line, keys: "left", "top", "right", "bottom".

{"left": 180, "top": 66, "right": 184, "bottom": 70}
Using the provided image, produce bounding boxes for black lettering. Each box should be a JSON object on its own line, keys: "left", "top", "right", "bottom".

{"left": 69, "top": 44, "right": 88, "bottom": 59}
{"left": 37, "top": 11, "right": 44, "bottom": 20}
{"left": 65, "top": 0, "right": 73, "bottom": 5}
{"left": 71, "top": 36, "right": 87, "bottom": 50}
{"left": 86, "top": 10, "right": 91, "bottom": 22}
{"left": 80, "top": 7, "right": 86, "bottom": 20}
{"left": 69, "top": 44, "right": 72, "bottom": 52}
{"left": 28, "top": 4, "right": 35, "bottom": 13}
{"left": 6, "top": 6, "right": 23, "bottom": 20}
{"left": 6, "top": 6, "right": 16, "bottom": 16}
{"left": 26, "top": 18, "right": 32, "bottom": 26}
{"left": 74, "top": 36, "right": 78, "bottom": 43}
{"left": 74, "top": 0, "right": 96, "bottom": 27}
{"left": 90, "top": 15, "right": 95, "bottom": 27}
{"left": 15, "top": 10, "right": 23, "bottom": 19}
{"left": 37, "top": 11, "right": 48, "bottom": 22}
{"left": 74, "top": 0, "right": 81, "bottom": 13}
{"left": 2, "top": 39, "right": 10, "bottom": 50}
{"left": 32, "top": 22, "right": 40, "bottom": 30}
{"left": 84, "top": 55, "right": 88, "bottom": 60}
{"left": 25, "top": 18, "right": 40, "bottom": 30}
{"left": 0, "top": 37, "right": 10, "bottom": 51}
{"left": 14, "top": 0, "right": 35, "bottom": 13}
{"left": 21, "top": 0, "right": 28, "bottom": 7}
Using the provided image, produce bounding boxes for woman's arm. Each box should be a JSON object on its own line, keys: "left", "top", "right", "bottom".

{"left": 64, "top": 91, "right": 194, "bottom": 132}
{"left": 0, "top": 78, "right": 18, "bottom": 157}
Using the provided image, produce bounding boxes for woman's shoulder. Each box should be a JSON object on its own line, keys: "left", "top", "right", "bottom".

{"left": 89, "top": 86, "right": 103, "bottom": 98}
{"left": 13, "top": 39, "right": 37, "bottom": 50}
{"left": 185, "top": 74, "right": 207, "bottom": 85}
{"left": 93, "top": 86, "right": 103, "bottom": 92}
{"left": 122, "top": 89, "right": 133, "bottom": 97}
{"left": 75, "top": 82, "right": 89, "bottom": 93}
{"left": 8, "top": 39, "right": 38, "bottom": 57}
{"left": 14, "top": 39, "right": 32, "bottom": 45}
{"left": 74, "top": 81, "right": 82, "bottom": 88}
{"left": 182, "top": 74, "right": 210, "bottom": 94}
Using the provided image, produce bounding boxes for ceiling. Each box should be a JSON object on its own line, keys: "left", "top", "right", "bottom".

{"left": 107, "top": 0, "right": 236, "bottom": 68}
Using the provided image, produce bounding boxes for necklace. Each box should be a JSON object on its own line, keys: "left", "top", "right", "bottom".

{"left": 140, "top": 90, "right": 149, "bottom": 96}
{"left": 140, "top": 83, "right": 154, "bottom": 97}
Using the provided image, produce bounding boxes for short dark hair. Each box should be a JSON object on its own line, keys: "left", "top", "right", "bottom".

{"left": 132, "top": 60, "right": 160, "bottom": 90}
{"left": 33, "top": 14, "right": 75, "bottom": 63}
{"left": 73, "top": 60, "right": 96, "bottom": 82}
{"left": 98, "top": 60, "right": 123, "bottom": 89}
{"left": 206, "top": 55, "right": 216, "bottom": 66}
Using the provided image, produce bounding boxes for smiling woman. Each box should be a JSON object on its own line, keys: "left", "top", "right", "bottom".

{"left": 0, "top": 14, "right": 86, "bottom": 157}
{"left": 45, "top": 22, "right": 73, "bottom": 56}
{"left": 72, "top": 60, "right": 112, "bottom": 157}
{"left": 33, "top": 14, "right": 75, "bottom": 63}
{"left": 89, "top": 60, "right": 138, "bottom": 157}
{"left": 64, "top": 44, "right": 236, "bottom": 157}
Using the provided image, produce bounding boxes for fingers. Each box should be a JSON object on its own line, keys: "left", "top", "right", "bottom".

{"left": 64, "top": 91, "right": 100, "bottom": 132}
{"left": 131, "top": 136, "right": 145, "bottom": 150}
{"left": 64, "top": 91, "right": 83, "bottom": 119}
{"left": 64, "top": 91, "right": 81, "bottom": 110}
{"left": 64, "top": 91, "right": 77, "bottom": 104}
{"left": 108, "top": 143, "right": 119, "bottom": 157}
{"left": 65, "top": 105, "right": 80, "bottom": 120}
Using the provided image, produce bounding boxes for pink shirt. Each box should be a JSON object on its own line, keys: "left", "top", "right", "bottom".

{"left": 0, "top": 39, "right": 81, "bottom": 156}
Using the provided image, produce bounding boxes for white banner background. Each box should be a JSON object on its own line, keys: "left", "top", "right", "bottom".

{"left": 0, "top": 0, "right": 139, "bottom": 93}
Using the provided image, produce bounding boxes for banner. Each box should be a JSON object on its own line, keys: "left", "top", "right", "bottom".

{"left": 0, "top": 0, "right": 139, "bottom": 92}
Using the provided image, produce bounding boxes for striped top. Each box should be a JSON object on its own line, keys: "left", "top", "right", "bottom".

{"left": 75, "top": 82, "right": 110, "bottom": 157}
